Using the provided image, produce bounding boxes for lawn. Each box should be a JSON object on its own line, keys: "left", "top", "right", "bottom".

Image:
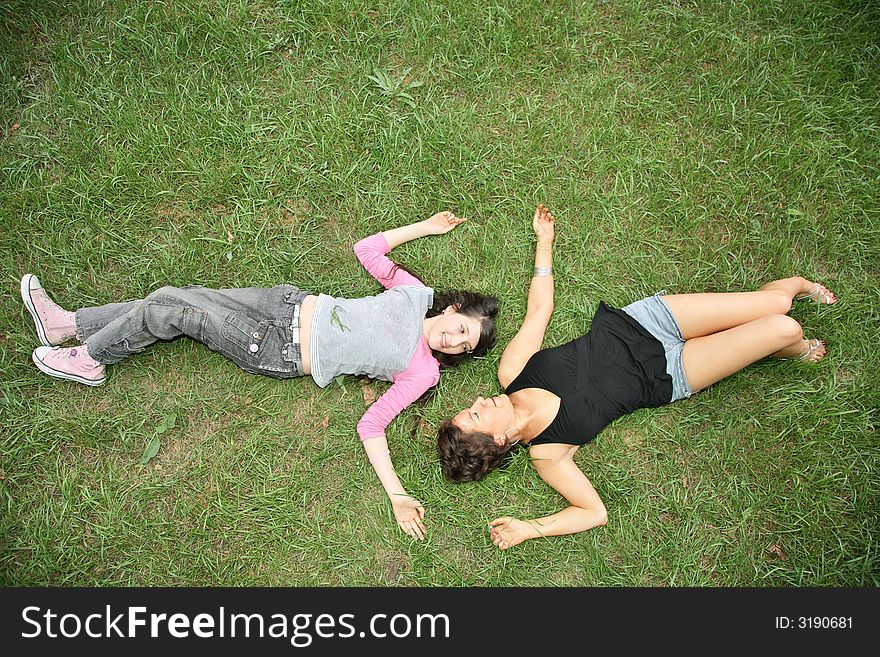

{"left": 1, "top": 0, "right": 877, "bottom": 586}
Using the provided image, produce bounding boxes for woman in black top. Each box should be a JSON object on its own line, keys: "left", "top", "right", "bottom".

{"left": 437, "top": 204, "right": 837, "bottom": 550}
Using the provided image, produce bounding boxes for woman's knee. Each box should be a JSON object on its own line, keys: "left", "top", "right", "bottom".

{"left": 141, "top": 288, "right": 191, "bottom": 335}
{"left": 765, "top": 314, "right": 802, "bottom": 342}
{"left": 145, "top": 286, "right": 185, "bottom": 302}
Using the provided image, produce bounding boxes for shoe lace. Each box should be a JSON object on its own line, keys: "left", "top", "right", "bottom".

{"left": 34, "top": 290, "right": 66, "bottom": 318}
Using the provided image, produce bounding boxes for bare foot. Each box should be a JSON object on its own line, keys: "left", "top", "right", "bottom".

{"left": 776, "top": 338, "right": 827, "bottom": 362}
{"left": 795, "top": 280, "right": 837, "bottom": 305}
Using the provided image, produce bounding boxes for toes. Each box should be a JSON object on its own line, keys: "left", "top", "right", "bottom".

{"left": 814, "top": 283, "right": 837, "bottom": 304}
{"left": 814, "top": 284, "right": 833, "bottom": 303}
{"left": 798, "top": 281, "right": 837, "bottom": 304}
{"left": 805, "top": 339, "right": 826, "bottom": 361}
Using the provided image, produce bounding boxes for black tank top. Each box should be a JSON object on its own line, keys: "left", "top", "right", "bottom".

{"left": 505, "top": 302, "right": 673, "bottom": 446}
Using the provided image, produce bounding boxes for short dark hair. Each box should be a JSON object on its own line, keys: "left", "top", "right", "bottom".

{"left": 436, "top": 419, "right": 518, "bottom": 482}
{"left": 427, "top": 291, "right": 499, "bottom": 368}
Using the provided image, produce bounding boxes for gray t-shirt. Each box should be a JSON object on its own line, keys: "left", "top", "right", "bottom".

{"left": 309, "top": 285, "right": 435, "bottom": 387}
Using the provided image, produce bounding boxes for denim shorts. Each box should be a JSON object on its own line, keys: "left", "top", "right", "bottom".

{"left": 621, "top": 291, "right": 693, "bottom": 402}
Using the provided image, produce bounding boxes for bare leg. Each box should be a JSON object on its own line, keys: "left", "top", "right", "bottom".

{"left": 681, "top": 314, "right": 824, "bottom": 393}
{"left": 663, "top": 276, "right": 832, "bottom": 339}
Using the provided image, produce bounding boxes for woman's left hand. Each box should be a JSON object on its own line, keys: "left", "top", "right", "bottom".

{"left": 392, "top": 495, "right": 427, "bottom": 540}
{"left": 489, "top": 516, "right": 536, "bottom": 550}
{"left": 424, "top": 211, "right": 467, "bottom": 235}
{"left": 532, "top": 204, "right": 555, "bottom": 244}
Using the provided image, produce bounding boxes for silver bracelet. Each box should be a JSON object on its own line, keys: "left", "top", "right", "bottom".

{"left": 533, "top": 266, "right": 553, "bottom": 277}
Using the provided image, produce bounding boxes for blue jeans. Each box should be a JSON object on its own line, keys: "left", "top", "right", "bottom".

{"left": 75, "top": 284, "right": 310, "bottom": 378}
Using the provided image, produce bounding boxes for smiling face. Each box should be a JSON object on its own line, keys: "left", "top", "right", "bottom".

{"left": 451, "top": 394, "right": 515, "bottom": 441}
{"left": 427, "top": 309, "right": 483, "bottom": 355}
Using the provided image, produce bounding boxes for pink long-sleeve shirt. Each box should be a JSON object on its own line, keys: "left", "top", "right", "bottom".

{"left": 352, "top": 233, "right": 440, "bottom": 441}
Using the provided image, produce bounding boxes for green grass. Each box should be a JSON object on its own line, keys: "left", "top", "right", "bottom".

{"left": 1, "top": 0, "right": 877, "bottom": 586}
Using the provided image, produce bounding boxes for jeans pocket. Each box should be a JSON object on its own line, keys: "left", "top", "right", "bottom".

{"left": 221, "top": 313, "right": 289, "bottom": 374}
{"left": 182, "top": 307, "right": 209, "bottom": 344}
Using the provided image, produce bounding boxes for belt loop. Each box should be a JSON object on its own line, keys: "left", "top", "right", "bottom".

{"left": 291, "top": 304, "right": 301, "bottom": 344}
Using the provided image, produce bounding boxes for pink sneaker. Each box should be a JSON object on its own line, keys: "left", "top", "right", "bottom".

{"left": 20, "top": 273, "right": 77, "bottom": 346}
{"left": 32, "top": 345, "right": 106, "bottom": 386}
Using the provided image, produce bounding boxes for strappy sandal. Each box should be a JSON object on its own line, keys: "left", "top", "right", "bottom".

{"left": 794, "top": 283, "right": 836, "bottom": 305}
{"left": 780, "top": 338, "right": 825, "bottom": 362}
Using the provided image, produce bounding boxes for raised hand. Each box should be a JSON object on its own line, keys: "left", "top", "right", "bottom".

{"left": 488, "top": 516, "right": 535, "bottom": 550}
{"left": 392, "top": 494, "right": 427, "bottom": 540}
{"left": 424, "top": 210, "right": 467, "bottom": 235}
{"left": 532, "top": 204, "right": 555, "bottom": 245}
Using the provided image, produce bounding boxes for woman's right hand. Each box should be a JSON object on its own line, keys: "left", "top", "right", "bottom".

{"left": 489, "top": 516, "right": 537, "bottom": 550}
{"left": 532, "top": 204, "right": 555, "bottom": 244}
{"left": 392, "top": 494, "right": 427, "bottom": 540}
{"left": 424, "top": 210, "right": 467, "bottom": 235}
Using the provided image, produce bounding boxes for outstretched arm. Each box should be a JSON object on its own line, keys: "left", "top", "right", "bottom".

{"left": 356, "top": 362, "right": 439, "bottom": 540}
{"left": 354, "top": 211, "right": 466, "bottom": 289}
{"left": 488, "top": 443, "right": 607, "bottom": 550}
{"left": 381, "top": 210, "right": 466, "bottom": 249}
{"left": 497, "top": 204, "right": 556, "bottom": 388}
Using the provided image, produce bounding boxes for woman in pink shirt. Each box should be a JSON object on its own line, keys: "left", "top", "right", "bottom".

{"left": 21, "top": 211, "right": 498, "bottom": 540}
